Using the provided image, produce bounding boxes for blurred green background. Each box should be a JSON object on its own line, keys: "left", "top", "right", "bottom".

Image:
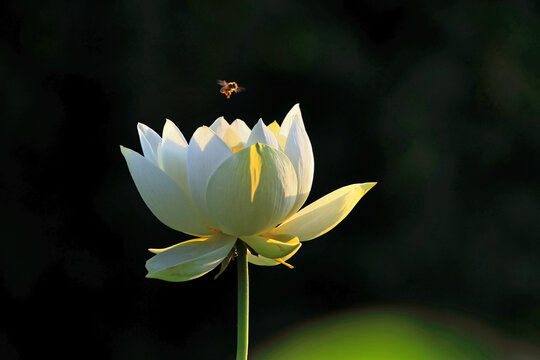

{"left": 254, "top": 309, "right": 500, "bottom": 360}
{"left": 1, "top": 0, "right": 539, "bottom": 358}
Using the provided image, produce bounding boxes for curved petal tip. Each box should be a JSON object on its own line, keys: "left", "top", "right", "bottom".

{"left": 361, "top": 182, "right": 377, "bottom": 193}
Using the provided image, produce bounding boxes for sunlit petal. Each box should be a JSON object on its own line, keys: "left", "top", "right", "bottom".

{"left": 159, "top": 120, "right": 189, "bottom": 192}
{"left": 206, "top": 143, "right": 298, "bottom": 236}
{"left": 247, "top": 242, "right": 301, "bottom": 266}
{"left": 231, "top": 119, "right": 251, "bottom": 144}
{"left": 277, "top": 104, "right": 304, "bottom": 149}
{"left": 162, "top": 119, "right": 188, "bottom": 147}
{"left": 270, "top": 183, "right": 376, "bottom": 241}
{"left": 120, "top": 146, "right": 211, "bottom": 236}
{"left": 137, "top": 123, "right": 162, "bottom": 164}
{"left": 209, "top": 117, "right": 244, "bottom": 151}
{"left": 146, "top": 234, "right": 237, "bottom": 282}
{"left": 222, "top": 127, "right": 244, "bottom": 150}
{"left": 209, "top": 116, "right": 229, "bottom": 138}
{"left": 283, "top": 116, "right": 314, "bottom": 217}
{"left": 267, "top": 121, "right": 280, "bottom": 139}
{"left": 246, "top": 119, "right": 280, "bottom": 149}
{"left": 187, "top": 126, "right": 233, "bottom": 226}
{"left": 240, "top": 234, "right": 300, "bottom": 259}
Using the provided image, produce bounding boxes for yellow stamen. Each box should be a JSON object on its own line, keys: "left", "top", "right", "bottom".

{"left": 232, "top": 145, "right": 243, "bottom": 153}
{"left": 275, "top": 258, "right": 294, "bottom": 269}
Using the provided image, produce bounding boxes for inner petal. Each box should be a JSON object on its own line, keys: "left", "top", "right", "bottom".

{"left": 267, "top": 121, "right": 280, "bottom": 139}
{"left": 210, "top": 117, "right": 247, "bottom": 151}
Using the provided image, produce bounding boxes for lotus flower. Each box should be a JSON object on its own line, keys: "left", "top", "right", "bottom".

{"left": 121, "top": 104, "right": 375, "bottom": 282}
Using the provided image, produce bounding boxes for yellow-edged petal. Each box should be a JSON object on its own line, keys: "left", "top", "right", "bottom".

{"left": 120, "top": 146, "right": 212, "bottom": 236}
{"left": 267, "top": 121, "right": 280, "bottom": 139}
{"left": 146, "top": 233, "right": 236, "bottom": 282}
{"left": 247, "top": 242, "right": 302, "bottom": 266}
{"left": 270, "top": 183, "right": 377, "bottom": 241}
{"left": 240, "top": 234, "right": 300, "bottom": 259}
{"left": 205, "top": 143, "right": 298, "bottom": 236}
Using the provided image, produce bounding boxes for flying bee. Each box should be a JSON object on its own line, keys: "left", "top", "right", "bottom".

{"left": 217, "top": 80, "right": 245, "bottom": 99}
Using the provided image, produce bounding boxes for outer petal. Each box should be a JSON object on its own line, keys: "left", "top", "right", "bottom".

{"left": 159, "top": 120, "right": 189, "bottom": 192}
{"left": 248, "top": 242, "right": 301, "bottom": 266}
{"left": 283, "top": 116, "right": 314, "bottom": 217}
{"left": 240, "top": 234, "right": 300, "bottom": 259}
{"left": 162, "top": 119, "right": 188, "bottom": 147}
{"left": 137, "top": 123, "right": 162, "bottom": 165}
{"left": 231, "top": 119, "right": 251, "bottom": 144}
{"left": 187, "top": 126, "right": 233, "bottom": 225}
{"left": 206, "top": 143, "right": 298, "bottom": 236}
{"left": 146, "top": 234, "right": 237, "bottom": 282}
{"left": 277, "top": 104, "right": 304, "bottom": 149}
{"left": 121, "top": 146, "right": 212, "bottom": 236}
{"left": 246, "top": 119, "right": 280, "bottom": 149}
{"left": 270, "top": 183, "right": 377, "bottom": 241}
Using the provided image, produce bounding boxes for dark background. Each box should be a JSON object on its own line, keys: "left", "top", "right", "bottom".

{"left": 1, "top": 0, "right": 539, "bottom": 358}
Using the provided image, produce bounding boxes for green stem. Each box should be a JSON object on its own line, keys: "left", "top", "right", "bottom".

{"left": 236, "top": 242, "right": 249, "bottom": 360}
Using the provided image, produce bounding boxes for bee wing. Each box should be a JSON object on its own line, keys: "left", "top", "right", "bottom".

{"left": 236, "top": 86, "right": 246, "bottom": 93}
{"left": 217, "top": 80, "right": 228, "bottom": 86}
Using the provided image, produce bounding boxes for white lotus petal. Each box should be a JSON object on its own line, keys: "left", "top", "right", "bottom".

{"left": 222, "top": 127, "right": 244, "bottom": 150}
{"left": 270, "top": 183, "right": 377, "bottom": 241}
{"left": 208, "top": 117, "right": 243, "bottom": 150}
{"left": 139, "top": 135, "right": 158, "bottom": 165}
{"left": 209, "top": 117, "right": 229, "bottom": 138}
{"left": 240, "top": 234, "right": 300, "bottom": 259}
{"left": 246, "top": 119, "right": 280, "bottom": 149}
{"left": 267, "top": 121, "right": 280, "bottom": 139}
{"left": 159, "top": 145, "right": 187, "bottom": 195}
{"left": 283, "top": 116, "right": 315, "bottom": 217}
{"left": 231, "top": 119, "right": 251, "bottom": 144}
{"left": 187, "top": 126, "right": 233, "bottom": 225}
{"left": 146, "top": 234, "right": 236, "bottom": 282}
{"left": 206, "top": 143, "right": 298, "bottom": 236}
{"left": 137, "top": 123, "right": 162, "bottom": 164}
{"left": 120, "top": 146, "right": 211, "bottom": 236}
{"left": 247, "top": 242, "right": 301, "bottom": 266}
{"left": 277, "top": 104, "right": 304, "bottom": 149}
{"left": 158, "top": 120, "right": 189, "bottom": 192}
{"left": 158, "top": 119, "right": 189, "bottom": 194}
{"left": 162, "top": 119, "right": 188, "bottom": 147}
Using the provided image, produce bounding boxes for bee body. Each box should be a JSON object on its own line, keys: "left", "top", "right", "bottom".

{"left": 217, "top": 80, "right": 244, "bottom": 99}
